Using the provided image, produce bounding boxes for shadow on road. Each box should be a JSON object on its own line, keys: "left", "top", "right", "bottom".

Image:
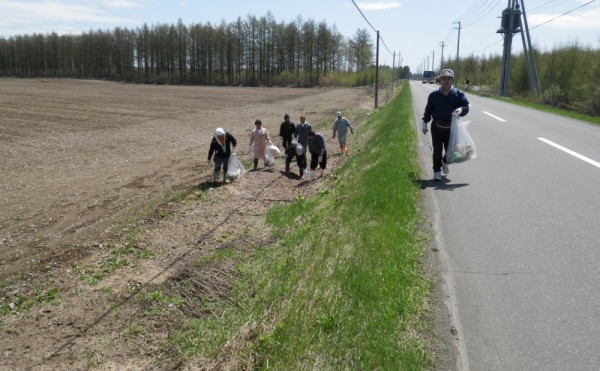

{"left": 417, "top": 178, "right": 469, "bottom": 191}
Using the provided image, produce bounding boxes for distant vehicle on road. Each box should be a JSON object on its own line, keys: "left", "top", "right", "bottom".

{"left": 422, "top": 70, "right": 435, "bottom": 84}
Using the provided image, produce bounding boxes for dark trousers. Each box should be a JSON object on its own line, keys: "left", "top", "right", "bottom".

{"left": 431, "top": 122, "right": 450, "bottom": 172}
{"left": 309, "top": 150, "right": 327, "bottom": 170}
{"left": 282, "top": 136, "right": 293, "bottom": 150}
{"left": 286, "top": 153, "right": 307, "bottom": 171}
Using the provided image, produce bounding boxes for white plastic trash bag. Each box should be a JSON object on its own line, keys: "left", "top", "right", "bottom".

{"left": 267, "top": 142, "right": 281, "bottom": 157}
{"left": 447, "top": 115, "right": 477, "bottom": 163}
{"left": 226, "top": 153, "right": 246, "bottom": 180}
{"left": 264, "top": 150, "right": 275, "bottom": 167}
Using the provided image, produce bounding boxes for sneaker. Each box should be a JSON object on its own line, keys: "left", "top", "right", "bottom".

{"left": 442, "top": 161, "right": 449, "bottom": 174}
{"left": 434, "top": 171, "right": 442, "bottom": 181}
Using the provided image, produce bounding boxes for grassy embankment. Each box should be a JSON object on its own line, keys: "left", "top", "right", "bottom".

{"left": 176, "top": 81, "right": 434, "bottom": 369}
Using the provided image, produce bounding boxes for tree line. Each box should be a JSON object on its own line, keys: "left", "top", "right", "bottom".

{"left": 0, "top": 13, "right": 378, "bottom": 87}
{"left": 442, "top": 43, "right": 600, "bottom": 116}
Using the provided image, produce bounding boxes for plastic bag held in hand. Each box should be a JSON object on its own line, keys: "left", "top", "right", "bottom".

{"left": 447, "top": 115, "right": 477, "bottom": 163}
{"left": 318, "top": 156, "right": 323, "bottom": 163}
{"left": 421, "top": 121, "right": 428, "bottom": 134}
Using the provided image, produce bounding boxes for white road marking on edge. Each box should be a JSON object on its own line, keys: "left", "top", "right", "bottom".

{"left": 538, "top": 138, "right": 600, "bottom": 169}
{"left": 483, "top": 111, "right": 506, "bottom": 122}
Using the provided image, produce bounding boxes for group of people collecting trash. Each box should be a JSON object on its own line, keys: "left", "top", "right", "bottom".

{"left": 207, "top": 111, "right": 354, "bottom": 184}
{"left": 208, "top": 67, "right": 474, "bottom": 186}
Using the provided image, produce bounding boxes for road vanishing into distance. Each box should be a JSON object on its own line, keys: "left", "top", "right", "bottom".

{"left": 411, "top": 80, "right": 600, "bottom": 371}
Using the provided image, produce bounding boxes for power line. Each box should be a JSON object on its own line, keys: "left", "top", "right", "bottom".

{"left": 528, "top": 0, "right": 564, "bottom": 13}
{"left": 530, "top": 0, "right": 597, "bottom": 30}
{"left": 350, "top": 0, "right": 377, "bottom": 33}
{"left": 469, "top": 0, "right": 599, "bottom": 55}
{"left": 349, "top": 0, "right": 395, "bottom": 56}
{"left": 461, "top": 0, "right": 501, "bottom": 28}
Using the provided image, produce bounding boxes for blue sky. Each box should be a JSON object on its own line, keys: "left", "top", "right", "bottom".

{"left": 1, "top": 0, "right": 598, "bottom": 72}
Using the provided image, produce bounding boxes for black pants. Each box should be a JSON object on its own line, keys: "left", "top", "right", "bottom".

{"left": 431, "top": 121, "right": 450, "bottom": 172}
{"left": 286, "top": 153, "right": 307, "bottom": 172}
{"left": 309, "top": 150, "right": 327, "bottom": 170}
{"left": 282, "top": 136, "right": 293, "bottom": 150}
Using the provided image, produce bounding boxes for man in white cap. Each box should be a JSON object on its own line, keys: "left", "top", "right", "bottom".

{"left": 421, "top": 68, "right": 470, "bottom": 181}
{"left": 332, "top": 111, "right": 354, "bottom": 155}
{"left": 207, "top": 127, "right": 237, "bottom": 184}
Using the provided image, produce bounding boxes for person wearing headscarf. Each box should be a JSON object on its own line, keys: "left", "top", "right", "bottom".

{"left": 284, "top": 139, "right": 307, "bottom": 179}
{"left": 207, "top": 127, "right": 237, "bottom": 184}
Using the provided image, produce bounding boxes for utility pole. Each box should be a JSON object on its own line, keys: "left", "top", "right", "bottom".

{"left": 498, "top": 0, "right": 518, "bottom": 96}
{"left": 497, "top": 0, "right": 540, "bottom": 96}
{"left": 518, "top": 0, "right": 541, "bottom": 95}
{"left": 431, "top": 50, "right": 435, "bottom": 72}
{"left": 375, "top": 30, "right": 380, "bottom": 109}
{"left": 453, "top": 21, "right": 461, "bottom": 62}
{"left": 439, "top": 41, "right": 446, "bottom": 69}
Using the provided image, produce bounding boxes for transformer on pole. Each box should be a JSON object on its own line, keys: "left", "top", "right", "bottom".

{"left": 497, "top": 0, "right": 540, "bottom": 96}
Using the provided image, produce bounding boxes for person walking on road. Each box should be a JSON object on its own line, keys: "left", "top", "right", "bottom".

{"left": 249, "top": 119, "right": 271, "bottom": 170}
{"left": 421, "top": 68, "right": 470, "bottom": 181}
{"left": 332, "top": 111, "right": 353, "bottom": 155}
{"left": 207, "top": 127, "right": 237, "bottom": 184}
{"left": 307, "top": 131, "right": 327, "bottom": 180}
{"left": 295, "top": 115, "right": 312, "bottom": 151}
{"left": 279, "top": 113, "right": 295, "bottom": 151}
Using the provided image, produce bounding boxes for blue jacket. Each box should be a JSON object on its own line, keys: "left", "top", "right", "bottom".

{"left": 422, "top": 87, "right": 469, "bottom": 123}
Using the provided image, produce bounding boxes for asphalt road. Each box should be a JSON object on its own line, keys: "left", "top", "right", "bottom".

{"left": 411, "top": 80, "right": 600, "bottom": 371}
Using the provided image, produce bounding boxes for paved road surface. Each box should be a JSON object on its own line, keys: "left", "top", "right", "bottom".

{"left": 411, "top": 80, "right": 600, "bottom": 370}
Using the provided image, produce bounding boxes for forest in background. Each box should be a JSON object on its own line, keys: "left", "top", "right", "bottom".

{"left": 0, "top": 14, "right": 385, "bottom": 87}
{"left": 0, "top": 12, "right": 598, "bottom": 115}
{"left": 443, "top": 44, "right": 600, "bottom": 116}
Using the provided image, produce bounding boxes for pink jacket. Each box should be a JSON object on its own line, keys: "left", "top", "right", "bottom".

{"left": 249, "top": 127, "right": 270, "bottom": 159}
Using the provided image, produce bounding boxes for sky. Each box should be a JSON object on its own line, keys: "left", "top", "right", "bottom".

{"left": 1, "top": 0, "right": 599, "bottom": 72}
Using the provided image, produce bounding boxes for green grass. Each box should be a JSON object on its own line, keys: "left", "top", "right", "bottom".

{"left": 196, "top": 81, "right": 432, "bottom": 369}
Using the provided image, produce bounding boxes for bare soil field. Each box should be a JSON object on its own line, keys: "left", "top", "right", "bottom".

{"left": 0, "top": 78, "right": 374, "bottom": 369}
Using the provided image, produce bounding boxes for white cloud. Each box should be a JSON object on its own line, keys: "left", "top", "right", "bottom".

{"left": 0, "top": 0, "right": 141, "bottom": 35}
{"left": 356, "top": 1, "right": 402, "bottom": 11}
{"left": 0, "top": 0, "right": 138, "bottom": 26}
{"left": 103, "top": 0, "right": 142, "bottom": 9}
{"left": 529, "top": 7, "right": 600, "bottom": 30}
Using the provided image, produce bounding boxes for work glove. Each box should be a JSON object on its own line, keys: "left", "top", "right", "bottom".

{"left": 421, "top": 121, "right": 428, "bottom": 135}
{"left": 332, "top": 134, "right": 336, "bottom": 138}
{"left": 453, "top": 107, "right": 463, "bottom": 116}
{"left": 350, "top": 128, "right": 354, "bottom": 134}
{"left": 318, "top": 156, "right": 323, "bottom": 163}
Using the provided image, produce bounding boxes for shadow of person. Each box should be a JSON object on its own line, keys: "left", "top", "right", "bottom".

{"left": 280, "top": 171, "right": 301, "bottom": 180}
{"left": 198, "top": 180, "right": 223, "bottom": 190}
{"left": 416, "top": 178, "right": 469, "bottom": 191}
